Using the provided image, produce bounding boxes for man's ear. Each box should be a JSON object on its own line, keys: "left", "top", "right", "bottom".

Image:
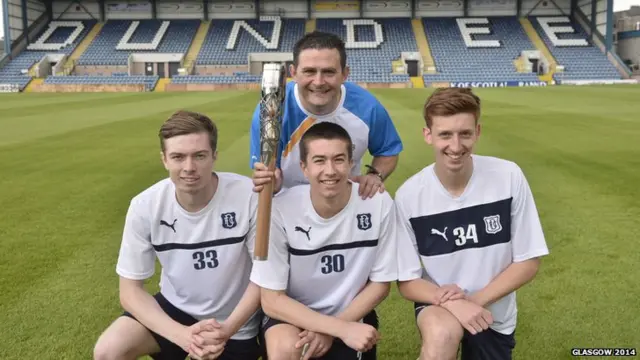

{"left": 423, "top": 126, "right": 433, "bottom": 145}
{"left": 289, "top": 63, "right": 297, "bottom": 78}
{"left": 160, "top": 151, "right": 169, "bottom": 170}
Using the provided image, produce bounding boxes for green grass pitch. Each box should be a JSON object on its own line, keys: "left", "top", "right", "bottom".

{"left": 1, "top": 85, "right": 639, "bottom": 360}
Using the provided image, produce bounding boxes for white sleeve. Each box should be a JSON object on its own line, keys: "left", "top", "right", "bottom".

{"left": 368, "top": 194, "right": 399, "bottom": 283}
{"left": 511, "top": 166, "right": 549, "bottom": 262}
{"left": 244, "top": 192, "right": 258, "bottom": 260}
{"left": 249, "top": 206, "right": 290, "bottom": 290}
{"left": 394, "top": 197, "right": 424, "bottom": 281}
{"left": 116, "top": 198, "right": 156, "bottom": 280}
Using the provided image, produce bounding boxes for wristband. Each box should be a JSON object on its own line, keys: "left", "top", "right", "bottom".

{"left": 365, "top": 165, "right": 384, "bottom": 181}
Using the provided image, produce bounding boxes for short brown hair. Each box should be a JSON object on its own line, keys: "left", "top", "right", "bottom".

{"left": 300, "top": 122, "right": 353, "bottom": 163}
{"left": 159, "top": 110, "right": 218, "bottom": 153}
{"left": 423, "top": 88, "right": 481, "bottom": 128}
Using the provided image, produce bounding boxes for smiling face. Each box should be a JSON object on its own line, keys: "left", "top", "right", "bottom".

{"left": 161, "top": 132, "right": 216, "bottom": 194}
{"left": 422, "top": 88, "right": 482, "bottom": 175}
{"left": 158, "top": 110, "right": 218, "bottom": 196}
{"left": 424, "top": 113, "right": 480, "bottom": 173}
{"left": 291, "top": 48, "right": 349, "bottom": 116}
{"left": 301, "top": 137, "right": 353, "bottom": 200}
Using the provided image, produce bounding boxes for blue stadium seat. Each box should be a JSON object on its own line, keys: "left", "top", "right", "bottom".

{"left": 0, "top": 20, "right": 96, "bottom": 90}
{"left": 171, "top": 74, "right": 262, "bottom": 85}
{"left": 43, "top": 74, "right": 159, "bottom": 91}
{"left": 529, "top": 16, "right": 621, "bottom": 82}
{"left": 195, "top": 18, "right": 305, "bottom": 66}
{"left": 422, "top": 17, "right": 542, "bottom": 85}
{"left": 315, "top": 18, "right": 415, "bottom": 83}
{"left": 78, "top": 20, "right": 199, "bottom": 66}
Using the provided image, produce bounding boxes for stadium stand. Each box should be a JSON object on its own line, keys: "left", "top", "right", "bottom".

{"left": 315, "top": 18, "right": 416, "bottom": 83}
{"left": 0, "top": 20, "right": 95, "bottom": 90}
{"left": 421, "top": 17, "right": 543, "bottom": 85}
{"left": 43, "top": 74, "right": 159, "bottom": 91}
{"left": 529, "top": 16, "right": 622, "bottom": 82}
{"left": 175, "top": 17, "right": 305, "bottom": 85}
{"left": 77, "top": 20, "right": 199, "bottom": 66}
{"left": 0, "top": 2, "right": 630, "bottom": 92}
{"left": 196, "top": 17, "right": 305, "bottom": 66}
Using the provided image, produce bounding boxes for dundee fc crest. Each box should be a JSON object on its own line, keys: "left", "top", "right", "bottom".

{"left": 483, "top": 215, "right": 502, "bottom": 234}
{"left": 221, "top": 212, "right": 237, "bottom": 229}
{"left": 356, "top": 213, "right": 372, "bottom": 231}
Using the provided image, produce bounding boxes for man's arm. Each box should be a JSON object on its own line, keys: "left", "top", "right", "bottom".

{"left": 470, "top": 165, "right": 549, "bottom": 307}
{"left": 397, "top": 277, "right": 441, "bottom": 304}
{"left": 335, "top": 281, "right": 389, "bottom": 322}
{"left": 116, "top": 199, "right": 193, "bottom": 350}
{"left": 370, "top": 155, "right": 398, "bottom": 182}
{"left": 220, "top": 191, "right": 272, "bottom": 335}
{"left": 468, "top": 258, "right": 540, "bottom": 307}
{"left": 367, "top": 101, "right": 403, "bottom": 179}
{"left": 261, "top": 289, "right": 349, "bottom": 338}
{"left": 120, "top": 278, "right": 191, "bottom": 350}
{"left": 217, "top": 281, "right": 261, "bottom": 335}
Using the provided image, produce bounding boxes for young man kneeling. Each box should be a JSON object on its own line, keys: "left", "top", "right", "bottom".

{"left": 250, "top": 122, "right": 399, "bottom": 360}
{"left": 395, "top": 88, "right": 550, "bottom": 360}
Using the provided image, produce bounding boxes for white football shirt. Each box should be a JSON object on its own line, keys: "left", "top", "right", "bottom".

{"left": 116, "top": 172, "right": 261, "bottom": 340}
{"left": 250, "top": 182, "right": 398, "bottom": 317}
{"left": 395, "top": 155, "right": 549, "bottom": 335}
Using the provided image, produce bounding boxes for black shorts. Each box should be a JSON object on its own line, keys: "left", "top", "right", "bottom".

{"left": 414, "top": 302, "right": 516, "bottom": 360}
{"left": 260, "top": 309, "right": 378, "bottom": 360}
{"left": 122, "top": 293, "right": 262, "bottom": 360}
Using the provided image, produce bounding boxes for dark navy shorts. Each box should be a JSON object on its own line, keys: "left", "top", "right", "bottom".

{"left": 414, "top": 302, "right": 516, "bottom": 360}
{"left": 260, "top": 309, "right": 379, "bottom": 360}
{"left": 122, "top": 292, "right": 261, "bottom": 360}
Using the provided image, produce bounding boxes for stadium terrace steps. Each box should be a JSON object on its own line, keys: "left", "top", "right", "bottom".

{"left": 411, "top": 19, "right": 436, "bottom": 73}
{"left": 184, "top": 21, "right": 211, "bottom": 75}
{"left": 410, "top": 76, "right": 425, "bottom": 88}
{"left": 519, "top": 18, "right": 557, "bottom": 82}
{"left": 28, "top": 63, "right": 39, "bottom": 77}
{"left": 154, "top": 78, "right": 170, "bottom": 92}
{"left": 60, "top": 22, "right": 105, "bottom": 75}
{"left": 305, "top": 19, "right": 316, "bottom": 33}
{"left": 24, "top": 78, "right": 43, "bottom": 92}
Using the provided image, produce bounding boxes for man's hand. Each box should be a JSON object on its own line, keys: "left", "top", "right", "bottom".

{"left": 350, "top": 174, "right": 384, "bottom": 199}
{"left": 432, "top": 284, "right": 466, "bottom": 305}
{"left": 252, "top": 162, "right": 283, "bottom": 194}
{"left": 185, "top": 319, "right": 227, "bottom": 360}
{"left": 296, "top": 330, "right": 333, "bottom": 360}
{"left": 337, "top": 321, "right": 380, "bottom": 353}
{"left": 441, "top": 299, "right": 493, "bottom": 335}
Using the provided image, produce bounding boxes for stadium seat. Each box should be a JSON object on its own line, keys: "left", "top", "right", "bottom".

{"left": 422, "top": 17, "right": 542, "bottom": 85}
{"left": 316, "top": 18, "right": 415, "bottom": 83}
{"left": 195, "top": 18, "right": 305, "bottom": 66}
{"left": 43, "top": 74, "right": 159, "bottom": 91}
{"left": 529, "top": 16, "right": 622, "bottom": 82}
{"left": 0, "top": 20, "right": 96, "bottom": 90}
{"left": 78, "top": 20, "right": 199, "bottom": 66}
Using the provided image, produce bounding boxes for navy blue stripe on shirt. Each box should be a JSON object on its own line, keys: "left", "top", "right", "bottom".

{"left": 153, "top": 235, "right": 246, "bottom": 252}
{"left": 410, "top": 198, "right": 512, "bottom": 257}
{"left": 289, "top": 239, "right": 379, "bottom": 256}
